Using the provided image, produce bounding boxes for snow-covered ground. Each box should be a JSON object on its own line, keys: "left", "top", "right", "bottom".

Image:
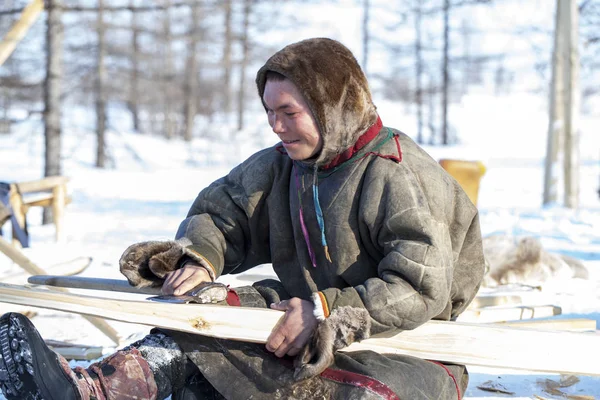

{"left": 1, "top": 91, "right": 600, "bottom": 399}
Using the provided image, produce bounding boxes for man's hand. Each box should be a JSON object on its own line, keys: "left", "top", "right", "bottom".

{"left": 162, "top": 263, "right": 212, "bottom": 295}
{"left": 266, "top": 297, "right": 317, "bottom": 358}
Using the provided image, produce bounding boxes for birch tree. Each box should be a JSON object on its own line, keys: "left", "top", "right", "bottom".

{"left": 183, "top": 2, "right": 201, "bottom": 142}
{"left": 237, "top": 0, "right": 252, "bottom": 131}
{"left": 543, "top": 0, "right": 580, "bottom": 208}
{"left": 96, "top": 0, "right": 107, "bottom": 168}
{"left": 222, "top": 0, "right": 233, "bottom": 115}
{"left": 362, "top": 0, "right": 370, "bottom": 75}
{"left": 414, "top": 0, "right": 424, "bottom": 144}
{"left": 441, "top": 0, "right": 450, "bottom": 145}
{"left": 128, "top": 0, "right": 140, "bottom": 132}
{"left": 163, "top": 0, "right": 175, "bottom": 139}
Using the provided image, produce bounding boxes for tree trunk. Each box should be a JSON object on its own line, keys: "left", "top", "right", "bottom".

{"left": 96, "top": 0, "right": 107, "bottom": 168}
{"left": 461, "top": 19, "right": 471, "bottom": 96}
{"left": 562, "top": 0, "right": 579, "bottom": 208}
{"left": 222, "top": 0, "right": 233, "bottom": 116}
{"left": 441, "top": 0, "right": 450, "bottom": 146}
{"left": 163, "top": 0, "right": 175, "bottom": 139}
{"left": 543, "top": 0, "right": 565, "bottom": 205}
{"left": 237, "top": 0, "right": 251, "bottom": 132}
{"left": 362, "top": 0, "right": 370, "bottom": 74}
{"left": 428, "top": 77, "right": 436, "bottom": 145}
{"left": 129, "top": 0, "right": 140, "bottom": 133}
{"left": 183, "top": 3, "right": 201, "bottom": 142}
{"left": 43, "top": 0, "right": 63, "bottom": 225}
{"left": 543, "top": 0, "right": 580, "bottom": 208}
{"left": 414, "top": 0, "right": 423, "bottom": 144}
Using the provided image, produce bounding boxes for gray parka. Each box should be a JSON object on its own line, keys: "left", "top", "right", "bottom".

{"left": 176, "top": 39, "right": 485, "bottom": 336}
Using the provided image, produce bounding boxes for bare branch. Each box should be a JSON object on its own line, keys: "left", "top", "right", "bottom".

{"left": 58, "top": 1, "right": 212, "bottom": 13}
{"left": 579, "top": 0, "right": 593, "bottom": 13}
{"left": 0, "top": 7, "right": 27, "bottom": 16}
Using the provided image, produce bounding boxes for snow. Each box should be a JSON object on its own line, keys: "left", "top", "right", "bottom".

{"left": 2, "top": 0, "right": 600, "bottom": 390}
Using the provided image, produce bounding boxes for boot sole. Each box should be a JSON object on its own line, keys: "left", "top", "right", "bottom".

{"left": 0, "top": 313, "right": 80, "bottom": 400}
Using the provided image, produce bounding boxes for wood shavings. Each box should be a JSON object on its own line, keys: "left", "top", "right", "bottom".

{"left": 476, "top": 380, "right": 515, "bottom": 395}
{"left": 559, "top": 375, "right": 581, "bottom": 388}
{"left": 536, "top": 375, "right": 593, "bottom": 400}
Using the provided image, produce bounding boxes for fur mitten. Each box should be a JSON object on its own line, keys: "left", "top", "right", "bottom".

{"left": 293, "top": 306, "right": 371, "bottom": 381}
{"left": 119, "top": 239, "right": 214, "bottom": 288}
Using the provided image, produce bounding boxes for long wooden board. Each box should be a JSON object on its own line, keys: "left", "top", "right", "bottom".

{"left": 0, "top": 282, "right": 598, "bottom": 376}
{"left": 27, "top": 275, "right": 160, "bottom": 295}
{"left": 458, "top": 305, "right": 562, "bottom": 323}
{"left": 499, "top": 318, "right": 596, "bottom": 332}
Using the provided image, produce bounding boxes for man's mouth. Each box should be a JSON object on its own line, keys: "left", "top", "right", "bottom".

{"left": 282, "top": 140, "right": 299, "bottom": 144}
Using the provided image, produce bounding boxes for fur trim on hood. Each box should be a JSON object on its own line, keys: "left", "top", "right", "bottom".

{"left": 256, "top": 38, "right": 378, "bottom": 166}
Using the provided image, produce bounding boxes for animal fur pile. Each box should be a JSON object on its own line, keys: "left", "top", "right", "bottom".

{"left": 482, "top": 235, "right": 589, "bottom": 287}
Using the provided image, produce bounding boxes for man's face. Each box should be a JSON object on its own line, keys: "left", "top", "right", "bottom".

{"left": 263, "top": 79, "right": 322, "bottom": 161}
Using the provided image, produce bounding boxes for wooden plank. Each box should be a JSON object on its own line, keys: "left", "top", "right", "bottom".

{"left": 0, "top": 235, "right": 44, "bottom": 275}
{"left": 51, "top": 182, "right": 66, "bottom": 241}
{"left": 11, "top": 176, "right": 69, "bottom": 194}
{"left": 22, "top": 194, "right": 72, "bottom": 209}
{"left": 0, "top": 0, "right": 45, "bottom": 66}
{"left": 51, "top": 346, "right": 104, "bottom": 361}
{"left": 27, "top": 275, "right": 160, "bottom": 294}
{"left": 458, "top": 305, "right": 561, "bottom": 323}
{"left": 468, "top": 295, "right": 523, "bottom": 309}
{"left": 498, "top": 318, "right": 596, "bottom": 332}
{"left": 0, "top": 282, "right": 598, "bottom": 377}
{"left": 45, "top": 340, "right": 104, "bottom": 361}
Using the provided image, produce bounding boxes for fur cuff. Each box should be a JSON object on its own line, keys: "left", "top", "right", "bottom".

{"left": 119, "top": 239, "right": 214, "bottom": 288}
{"left": 294, "top": 306, "right": 371, "bottom": 381}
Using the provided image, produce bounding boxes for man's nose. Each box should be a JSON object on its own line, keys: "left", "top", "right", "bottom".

{"left": 271, "top": 115, "right": 285, "bottom": 134}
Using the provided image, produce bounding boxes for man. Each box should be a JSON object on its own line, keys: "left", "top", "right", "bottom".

{"left": 0, "top": 37, "right": 485, "bottom": 400}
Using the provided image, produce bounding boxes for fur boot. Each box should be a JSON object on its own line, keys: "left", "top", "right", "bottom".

{"left": 0, "top": 312, "right": 158, "bottom": 400}
{"left": 293, "top": 306, "right": 371, "bottom": 381}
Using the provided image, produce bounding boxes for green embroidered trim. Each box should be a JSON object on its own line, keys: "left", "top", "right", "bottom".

{"left": 317, "top": 128, "right": 395, "bottom": 179}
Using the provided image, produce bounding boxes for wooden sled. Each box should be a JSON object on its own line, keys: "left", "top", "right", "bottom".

{"left": 0, "top": 237, "right": 120, "bottom": 345}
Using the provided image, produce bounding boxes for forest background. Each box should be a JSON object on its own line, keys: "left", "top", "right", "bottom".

{"left": 1, "top": 0, "right": 599, "bottom": 187}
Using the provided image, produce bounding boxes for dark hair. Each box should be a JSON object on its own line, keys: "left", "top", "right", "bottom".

{"left": 265, "top": 70, "right": 286, "bottom": 82}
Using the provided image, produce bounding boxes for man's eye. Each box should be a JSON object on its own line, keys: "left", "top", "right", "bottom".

{"left": 285, "top": 112, "right": 297, "bottom": 117}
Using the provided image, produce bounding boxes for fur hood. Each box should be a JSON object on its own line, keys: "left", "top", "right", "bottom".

{"left": 255, "top": 38, "right": 378, "bottom": 166}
